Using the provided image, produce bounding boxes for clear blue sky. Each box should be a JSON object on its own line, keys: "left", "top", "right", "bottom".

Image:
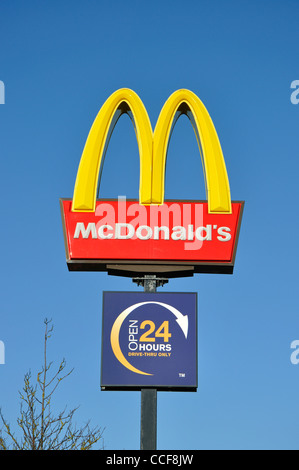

{"left": 0, "top": 0, "right": 299, "bottom": 450}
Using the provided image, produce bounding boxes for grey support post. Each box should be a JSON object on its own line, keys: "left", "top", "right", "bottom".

{"left": 132, "top": 275, "right": 168, "bottom": 450}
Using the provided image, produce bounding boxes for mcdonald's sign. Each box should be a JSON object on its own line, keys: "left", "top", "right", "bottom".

{"left": 60, "top": 89, "right": 244, "bottom": 277}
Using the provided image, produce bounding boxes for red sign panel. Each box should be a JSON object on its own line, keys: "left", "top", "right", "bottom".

{"left": 60, "top": 198, "right": 244, "bottom": 276}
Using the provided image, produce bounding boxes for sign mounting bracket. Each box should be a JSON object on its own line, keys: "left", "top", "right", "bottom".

{"left": 132, "top": 274, "right": 169, "bottom": 292}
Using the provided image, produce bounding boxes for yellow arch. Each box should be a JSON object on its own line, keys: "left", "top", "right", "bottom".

{"left": 152, "top": 89, "right": 231, "bottom": 213}
{"left": 72, "top": 88, "right": 153, "bottom": 211}
{"left": 71, "top": 88, "right": 231, "bottom": 213}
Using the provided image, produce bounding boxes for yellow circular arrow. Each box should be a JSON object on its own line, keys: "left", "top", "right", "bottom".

{"left": 110, "top": 302, "right": 153, "bottom": 376}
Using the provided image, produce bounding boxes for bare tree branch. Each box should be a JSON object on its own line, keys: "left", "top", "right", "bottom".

{"left": 0, "top": 319, "right": 104, "bottom": 450}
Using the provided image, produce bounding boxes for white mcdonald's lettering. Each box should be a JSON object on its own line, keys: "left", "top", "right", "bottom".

{"left": 73, "top": 221, "right": 231, "bottom": 242}
{"left": 72, "top": 198, "right": 233, "bottom": 247}
{"left": 97, "top": 224, "right": 113, "bottom": 239}
{"left": 115, "top": 223, "right": 135, "bottom": 240}
{"left": 74, "top": 222, "right": 97, "bottom": 239}
{"left": 217, "top": 227, "right": 231, "bottom": 241}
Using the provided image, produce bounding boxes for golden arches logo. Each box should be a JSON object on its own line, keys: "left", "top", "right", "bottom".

{"left": 72, "top": 88, "right": 231, "bottom": 214}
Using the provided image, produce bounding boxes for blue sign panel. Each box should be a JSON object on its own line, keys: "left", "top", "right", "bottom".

{"left": 101, "top": 292, "right": 197, "bottom": 391}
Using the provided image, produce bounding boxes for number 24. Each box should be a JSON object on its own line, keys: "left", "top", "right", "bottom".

{"left": 139, "top": 320, "right": 171, "bottom": 343}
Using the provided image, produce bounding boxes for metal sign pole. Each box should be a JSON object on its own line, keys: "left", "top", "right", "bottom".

{"left": 140, "top": 387, "right": 157, "bottom": 450}
{"left": 136, "top": 275, "right": 168, "bottom": 450}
